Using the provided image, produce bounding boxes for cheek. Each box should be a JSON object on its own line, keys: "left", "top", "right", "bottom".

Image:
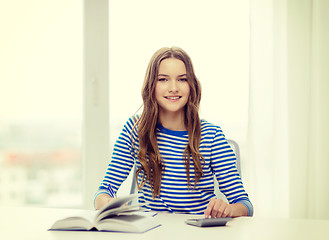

{"left": 185, "top": 84, "right": 191, "bottom": 96}
{"left": 184, "top": 85, "right": 192, "bottom": 104}
{"left": 155, "top": 84, "right": 162, "bottom": 101}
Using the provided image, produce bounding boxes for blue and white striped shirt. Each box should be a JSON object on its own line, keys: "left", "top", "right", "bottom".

{"left": 95, "top": 117, "right": 253, "bottom": 216}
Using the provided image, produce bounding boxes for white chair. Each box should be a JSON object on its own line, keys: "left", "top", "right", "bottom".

{"left": 227, "top": 139, "right": 241, "bottom": 176}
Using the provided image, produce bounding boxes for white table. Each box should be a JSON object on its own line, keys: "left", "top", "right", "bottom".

{"left": 1, "top": 206, "right": 328, "bottom": 240}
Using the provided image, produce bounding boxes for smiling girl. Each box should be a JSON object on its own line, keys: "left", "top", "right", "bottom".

{"left": 94, "top": 47, "right": 253, "bottom": 218}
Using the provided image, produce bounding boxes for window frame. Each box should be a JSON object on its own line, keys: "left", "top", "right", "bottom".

{"left": 83, "top": 0, "right": 110, "bottom": 209}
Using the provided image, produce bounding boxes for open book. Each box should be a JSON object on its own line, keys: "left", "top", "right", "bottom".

{"left": 49, "top": 194, "right": 160, "bottom": 233}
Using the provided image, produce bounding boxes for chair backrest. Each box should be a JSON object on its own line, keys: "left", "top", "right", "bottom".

{"left": 227, "top": 139, "right": 241, "bottom": 176}
{"left": 130, "top": 139, "right": 241, "bottom": 196}
{"left": 130, "top": 165, "right": 137, "bottom": 195}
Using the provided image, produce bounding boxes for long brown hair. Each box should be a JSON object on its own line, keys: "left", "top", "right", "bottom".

{"left": 134, "top": 47, "right": 204, "bottom": 198}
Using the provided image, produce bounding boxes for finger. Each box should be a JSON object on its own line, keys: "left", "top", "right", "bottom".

{"left": 220, "top": 205, "right": 229, "bottom": 218}
{"left": 228, "top": 205, "right": 233, "bottom": 217}
{"left": 209, "top": 199, "right": 224, "bottom": 218}
{"left": 215, "top": 200, "right": 226, "bottom": 218}
{"left": 222, "top": 204, "right": 234, "bottom": 218}
{"left": 204, "top": 199, "right": 216, "bottom": 218}
{"left": 211, "top": 199, "right": 221, "bottom": 218}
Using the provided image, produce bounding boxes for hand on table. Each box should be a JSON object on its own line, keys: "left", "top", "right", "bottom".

{"left": 204, "top": 198, "right": 233, "bottom": 218}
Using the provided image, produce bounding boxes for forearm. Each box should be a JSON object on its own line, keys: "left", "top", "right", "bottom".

{"left": 94, "top": 193, "right": 113, "bottom": 210}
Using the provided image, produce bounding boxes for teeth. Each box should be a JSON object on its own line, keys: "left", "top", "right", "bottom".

{"left": 166, "top": 97, "right": 180, "bottom": 100}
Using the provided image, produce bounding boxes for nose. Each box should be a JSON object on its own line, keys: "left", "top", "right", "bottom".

{"left": 169, "top": 80, "right": 178, "bottom": 93}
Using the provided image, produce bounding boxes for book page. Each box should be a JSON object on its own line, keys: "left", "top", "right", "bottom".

{"left": 96, "top": 204, "right": 140, "bottom": 222}
{"left": 96, "top": 214, "right": 161, "bottom": 233}
{"left": 96, "top": 194, "right": 138, "bottom": 218}
{"left": 50, "top": 210, "right": 97, "bottom": 230}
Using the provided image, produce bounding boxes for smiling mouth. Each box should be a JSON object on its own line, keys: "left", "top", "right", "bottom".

{"left": 165, "top": 96, "right": 181, "bottom": 100}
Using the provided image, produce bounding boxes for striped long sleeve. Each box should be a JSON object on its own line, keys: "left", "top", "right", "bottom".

{"left": 95, "top": 117, "right": 253, "bottom": 216}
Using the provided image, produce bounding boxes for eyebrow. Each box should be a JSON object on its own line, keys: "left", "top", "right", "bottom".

{"left": 157, "top": 74, "right": 187, "bottom": 77}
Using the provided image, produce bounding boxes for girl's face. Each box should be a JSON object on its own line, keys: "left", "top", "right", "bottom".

{"left": 155, "top": 58, "right": 190, "bottom": 117}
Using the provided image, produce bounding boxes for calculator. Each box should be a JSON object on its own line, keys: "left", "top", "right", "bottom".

{"left": 185, "top": 217, "right": 232, "bottom": 227}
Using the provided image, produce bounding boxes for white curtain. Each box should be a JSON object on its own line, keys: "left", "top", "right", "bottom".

{"left": 248, "top": 0, "right": 329, "bottom": 219}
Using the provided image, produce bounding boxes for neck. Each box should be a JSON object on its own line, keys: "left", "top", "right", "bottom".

{"left": 158, "top": 111, "right": 187, "bottom": 131}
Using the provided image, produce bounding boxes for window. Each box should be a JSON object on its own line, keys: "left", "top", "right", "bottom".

{"left": 0, "top": 0, "right": 83, "bottom": 207}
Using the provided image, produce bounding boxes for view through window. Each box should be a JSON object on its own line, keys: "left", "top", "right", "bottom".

{"left": 0, "top": 1, "right": 82, "bottom": 207}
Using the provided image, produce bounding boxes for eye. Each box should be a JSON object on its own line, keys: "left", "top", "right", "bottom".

{"left": 158, "top": 78, "right": 167, "bottom": 82}
{"left": 179, "top": 78, "right": 188, "bottom": 82}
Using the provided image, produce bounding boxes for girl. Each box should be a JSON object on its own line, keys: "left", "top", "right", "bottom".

{"left": 94, "top": 47, "right": 253, "bottom": 218}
